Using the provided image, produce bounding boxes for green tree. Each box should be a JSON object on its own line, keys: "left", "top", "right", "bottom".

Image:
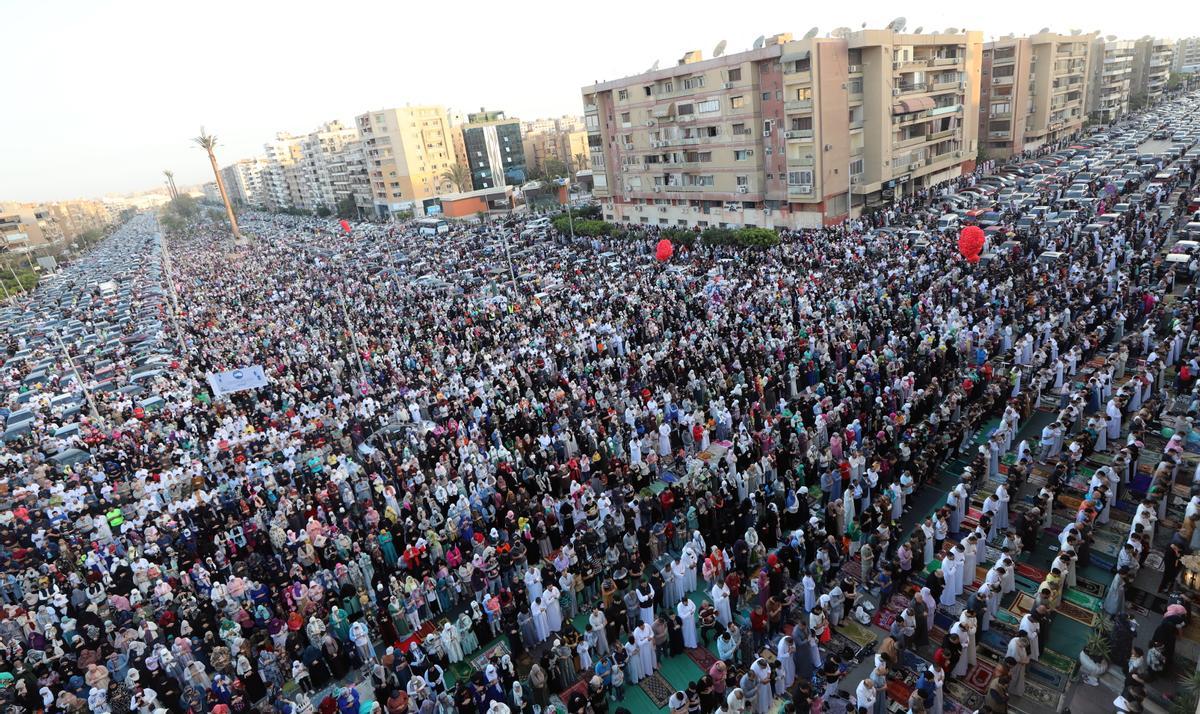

{"left": 441, "top": 164, "right": 472, "bottom": 193}
{"left": 315, "top": 206, "right": 332, "bottom": 218}
{"left": 542, "top": 158, "right": 569, "bottom": 179}
{"left": 336, "top": 196, "right": 358, "bottom": 220}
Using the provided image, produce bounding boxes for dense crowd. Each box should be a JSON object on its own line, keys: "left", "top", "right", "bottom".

{"left": 2, "top": 95, "right": 1200, "bottom": 714}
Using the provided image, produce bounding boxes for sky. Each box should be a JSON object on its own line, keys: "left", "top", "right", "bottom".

{"left": 1, "top": 0, "right": 1196, "bottom": 202}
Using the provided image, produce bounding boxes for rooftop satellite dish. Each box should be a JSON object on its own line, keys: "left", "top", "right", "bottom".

{"left": 753, "top": 35, "right": 765, "bottom": 49}
{"left": 713, "top": 39, "right": 727, "bottom": 57}
{"left": 861, "top": 22, "right": 867, "bottom": 29}
{"left": 888, "top": 16, "right": 907, "bottom": 32}
{"left": 803, "top": 27, "right": 819, "bottom": 40}
{"left": 831, "top": 26, "right": 851, "bottom": 38}
{"left": 1070, "top": 29, "right": 1081, "bottom": 35}
{"left": 1106, "top": 34, "right": 1117, "bottom": 41}
{"left": 945, "top": 27, "right": 959, "bottom": 35}
{"left": 1038, "top": 27, "right": 1050, "bottom": 34}
{"left": 914, "top": 26, "right": 924, "bottom": 34}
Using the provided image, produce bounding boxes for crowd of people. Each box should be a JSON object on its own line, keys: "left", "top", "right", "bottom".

{"left": 2, "top": 94, "right": 1200, "bottom": 714}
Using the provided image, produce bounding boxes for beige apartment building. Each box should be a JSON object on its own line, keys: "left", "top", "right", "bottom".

{"left": 1175, "top": 37, "right": 1200, "bottom": 74}
{"left": 1087, "top": 38, "right": 1136, "bottom": 124}
{"left": 581, "top": 27, "right": 981, "bottom": 230}
{"left": 979, "top": 32, "right": 1091, "bottom": 159}
{"left": 0, "top": 204, "right": 65, "bottom": 256}
{"left": 45, "top": 200, "right": 115, "bottom": 242}
{"left": 521, "top": 117, "right": 590, "bottom": 176}
{"left": 355, "top": 106, "right": 459, "bottom": 218}
{"left": 1132, "top": 37, "right": 1174, "bottom": 106}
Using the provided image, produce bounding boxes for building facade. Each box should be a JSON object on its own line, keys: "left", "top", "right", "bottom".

{"left": 1087, "top": 38, "right": 1136, "bottom": 124}
{"left": 221, "top": 158, "right": 269, "bottom": 208}
{"left": 521, "top": 116, "right": 590, "bottom": 176}
{"left": 355, "top": 106, "right": 459, "bottom": 218}
{"left": 0, "top": 204, "right": 65, "bottom": 255}
{"left": 1132, "top": 37, "right": 1174, "bottom": 106}
{"left": 582, "top": 28, "right": 981, "bottom": 230}
{"left": 1173, "top": 37, "right": 1200, "bottom": 74}
{"left": 462, "top": 109, "right": 528, "bottom": 190}
{"left": 44, "top": 200, "right": 115, "bottom": 242}
{"left": 980, "top": 32, "right": 1092, "bottom": 158}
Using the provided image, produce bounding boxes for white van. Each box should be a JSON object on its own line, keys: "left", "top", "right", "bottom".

{"left": 937, "top": 214, "right": 961, "bottom": 231}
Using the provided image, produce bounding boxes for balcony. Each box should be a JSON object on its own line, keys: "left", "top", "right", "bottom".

{"left": 932, "top": 80, "right": 962, "bottom": 92}
{"left": 897, "top": 82, "right": 929, "bottom": 95}
{"left": 992, "top": 75, "right": 1015, "bottom": 85}
{"left": 932, "top": 56, "right": 961, "bottom": 67}
{"left": 584, "top": 104, "right": 598, "bottom": 113}
{"left": 787, "top": 155, "right": 816, "bottom": 166}
{"left": 929, "top": 104, "right": 962, "bottom": 116}
{"left": 786, "top": 71, "right": 813, "bottom": 83}
{"left": 785, "top": 99, "right": 813, "bottom": 112}
{"left": 849, "top": 121, "right": 864, "bottom": 130}
{"left": 788, "top": 185, "right": 815, "bottom": 196}
{"left": 989, "top": 130, "right": 1011, "bottom": 138}
{"left": 929, "top": 128, "right": 956, "bottom": 140}
{"left": 784, "top": 129, "right": 814, "bottom": 140}
{"left": 895, "top": 134, "right": 928, "bottom": 148}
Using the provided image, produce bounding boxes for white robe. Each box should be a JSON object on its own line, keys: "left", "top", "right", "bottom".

{"left": 678, "top": 599, "right": 698, "bottom": 649}
{"left": 634, "top": 624, "right": 656, "bottom": 676}
{"left": 712, "top": 584, "right": 732, "bottom": 626}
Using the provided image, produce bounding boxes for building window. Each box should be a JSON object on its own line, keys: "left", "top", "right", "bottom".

{"left": 794, "top": 87, "right": 812, "bottom": 101}
{"left": 734, "top": 149, "right": 753, "bottom": 160}
{"left": 697, "top": 99, "right": 720, "bottom": 113}
{"left": 732, "top": 122, "right": 748, "bottom": 135}
{"left": 682, "top": 76, "right": 705, "bottom": 90}
{"left": 677, "top": 103, "right": 694, "bottom": 115}
{"left": 790, "top": 117, "right": 813, "bottom": 131}
{"left": 730, "top": 96, "right": 745, "bottom": 109}
{"left": 850, "top": 158, "right": 864, "bottom": 175}
{"left": 736, "top": 175, "right": 749, "bottom": 186}
{"left": 644, "top": 86, "right": 653, "bottom": 96}
{"left": 762, "top": 92, "right": 771, "bottom": 101}
{"left": 621, "top": 112, "right": 631, "bottom": 126}
{"left": 790, "top": 58, "right": 811, "bottom": 73}
{"left": 788, "top": 170, "right": 814, "bottom": 185}
{"left": 617, "top": 89, "right": 629, "bottom": 100}
{"left": 991, "top": 103, "right": 1011, "bottom": 115}
{"left": 662, "top": 81, "right": 673, "bottom": 93}
{"left": 728, "top": 68, "right": 742, "bottom": 82}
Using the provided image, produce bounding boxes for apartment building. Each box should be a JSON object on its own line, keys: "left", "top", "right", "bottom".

{"left": 1087, "top": 38, "right": 1136, "bottom": 124}
{"left": 1132, "top": 37, "right": 1174, "bottom": 106}
{"left": 292, "top": 121, "right": 360, "bottom": 213}
{"left": 356, "top": 106, "right": 459, "bottom": 218}
{"left": 0, "top": 204, "right": 64, "bottom": 255}
{"left": 581, "top": 27, "right": 981, "bottom": 230}
{"left": 1175, "top": 37, "right": 1200, "bottom": 74}
{"left": 261, "top": 134, "right": 304, "bottom": 211}
{"left": 979, "top": 32, "right": 1091, "bottom": 159}
{"left": 326, "top": 141, "right": 373, "bottom": 217}
{"left": 221, "top": 158, "right": 269, "bottom": 208}
{"left": 44, "top": 200, "right": 115, "bottom": 241}
{"left": 461, "top": 109, "right": 528, "bottom": 190}
{"left": 521, "top": 116, "right": 590, "bottom": 176}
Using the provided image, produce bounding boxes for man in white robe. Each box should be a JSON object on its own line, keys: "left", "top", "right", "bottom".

{"left": 678, "top": 598, "right": 698, "bottom": 649}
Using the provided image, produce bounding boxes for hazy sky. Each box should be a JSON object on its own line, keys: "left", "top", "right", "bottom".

{"left": 2, "top": 0, "right": 1195, "bottom": 201}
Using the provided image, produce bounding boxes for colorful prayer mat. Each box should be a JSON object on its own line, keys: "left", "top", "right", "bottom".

{"left": 639, "top": 673, "right": 674, "bottom": 708}
{"left": 1021, "top": 681, "right": 1064, "bottom": 710}
{"left": 1063, "top": 588, "right": 1102, "bottom": 612}
{"left": 1039, "top": 648, "right": 1077, "bottom": 676}
{"left": 1015, "top": 563, "right": 1048, "bottom": 581}
{"left": 873, "top": 608, "right": 898, "bottom": 630}
{"left": 1074, "top": 577, "right": 1106, "bottom": 598}
{"left": 944, "top": 680, "right": 984, "bottom": 711}
{"left": 686, "top": 646, "right": 719, "bottom": 672}
{"left": 964, "top": 661, "right": 995, "bottom": 694}
{"left": 1027, "top": 661, "right": 1070, "bottom": 692}
{"left": 470, "top": 639, "right": 511, "bottom": 671}
{"left": 1057, "top": 598, "right": 1099, "bottom": 627}
{"left": 1009, "top": 592, "right": 1036, "bottom": 617}
{"left": 838, "top": 620, "right": 879, "bottom": 648}
{"left": 885, "top": 678, "right": 914, "bottom": 705}
{"left": 559, "top": 677, "right": 589, "bottom": 704}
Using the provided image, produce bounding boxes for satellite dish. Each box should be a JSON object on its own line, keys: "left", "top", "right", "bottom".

{"left": 753, "top": 35, "right": 765, "bottom": 49}
{"left": 713, "top": 40, "right": 727, "bottom": 57}
{"left": 945, "top": 27, "right": 959, "bottom": 35}
{"left": 861, "top": 22, "right": 867, "bottom": 29}
{"left": 1038, "top": 27, "right": 1050, "bottom": 34}
{"left": 646, "top": 60, "right": 659, "bottom": 72}
{"left": 914, "top": 26, "right": 924, "bottom": 34}
{"left": 888, "top": 16, "right": 907, "bottom": 32}
{"left": 1106, "top": 34, "right": 1117, "bottom": 41}
{"left": 831, "top": 27, "right": 851, "bottom": 38}
{"left": 1070, "top": 29, "right": 1081, "bottom": 35}
{"left": 803, "top": 27, "right": 819, "bottom": 40}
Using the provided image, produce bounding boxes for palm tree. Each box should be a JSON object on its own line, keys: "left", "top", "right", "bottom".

{"left": 440, "top": 164, "right": 472, "bottom": 193}
{"left": 162, "top": 170, "right": 178, "bottom": 200}
{"left": 573, "top": 152, "right": 589, "bottom": 174}
{"left": 193, "top": 128, "right": 241, "bottom": 239}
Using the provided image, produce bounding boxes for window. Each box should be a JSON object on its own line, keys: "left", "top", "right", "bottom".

{"left": 683, "top": 76, "right": 705, "bottom": 90}
{"left": 697, "top": 99, "right": 720, "bottom": 113}
{"left": 763, "top": 92, "right": 771, "bottom": 101}
{"left": 794, "top": 87, "right": 812, "bottom": 101}
{"left": 736, "top": 175, "right": 749, "bottom": 186}
{"left": 621, "top": 112, "right": 631, "bottom": 126}
{"left": 662, "top": 81, "right": 673, "bottom": 93}
{"left": 848, "top": 79, "right": 863, "bottom": 94}
{"left": 790, "top": 117, "right": 813, "bottom": 131}
{"left": 677, "top": 103, "right": 694, "bottom": 115}
{"left": 730, "top": 96, "right": 745, "bottom": 109}
{"left": 644, "top": 86, "right": 653, "bottom": 96}
{"left": 991, "top": 103, "right": 1011, "bottom": 116}
{"left": 787, "top": 170, "right": 814, "bottom": 185}
{"left": 732, "top": 123, "right": 747, "bottom": 135}
{"left": 850, "top": 158, "right": 864, "bottom": 175}
{"left": 728, "top": 68, "right": 742, "bottom": 82}
{"left": 617, "top": 89, "right": 629, "bottom": 100}
{"left": 734, "top": 149, "right": 753, "bottom": 160}
{"left": 790, "top": 58, "right": 811, "bottom": 73}
{"left": 694, "top": 175, "right": 715, "bottom": 186}
{"left": 586, "top": 115, "right": 599, "bottom": 130}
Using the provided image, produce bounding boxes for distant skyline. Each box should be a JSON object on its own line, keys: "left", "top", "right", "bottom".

{"left": 1, "top": 0, "right": 1196, "bottom": 201}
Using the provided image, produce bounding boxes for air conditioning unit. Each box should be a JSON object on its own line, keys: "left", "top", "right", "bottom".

{"left": 737, "top": 186, "right": 749, "bottom": 194}
{"left": 850, "top": 176, "right": 861, "bottom": 184}
{"left": 723, "top": 82, "right": 734, "bottom": 89}
{"left": 893, "top": 61, "right": 903, "bottom": 69}
{"left": 623, "top": 143, "right": 634, "bottom": 150}
{"left": 893, "top": 87, "right": 902, "bottom": 96}
{"left": 909, "top": 162, "right": 922, "bottom": 170}
{"left": 799, "top": 185, "right": 814, "bottom": 193}
{"left": 622, "top": 166, "right": 629, "bottom": 172}
{"left": 659, "top": 207, "right": 668, "bottom": 212}
{"left": 763, "top": 208, "right": 772, "bottom": 215}
{"left": 955, "top": 150, "right": 964, "bottom": 157}
{"left": 645, "top": 120, "right": 656, "bottom": 126}
{"left": 762, "top": 130, "right": 771, "bottom": 138}
{"left": 653, "top": 186, "right": 662, "bottom": 192}
{"left": 848, "top": 64, "right": 861, "bottom": 73}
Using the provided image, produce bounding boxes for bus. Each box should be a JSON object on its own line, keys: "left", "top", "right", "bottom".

{"left": 416, "top": 217, "right": 449, "bottom": 236}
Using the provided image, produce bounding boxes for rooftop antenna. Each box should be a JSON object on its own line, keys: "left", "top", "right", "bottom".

{"left": 887, "top": 16, "right": 907, "bottom": 32}
{"left": 713, "top": 39, "right": 727, "bottom": 57}
{"left": 803, "top": 27, "right": 819, "bottom": 40}
{"left": 753, "top": 35, "right": 765, "bottom": 49}
{"left": 647, "top": 60, "right": 660, "bottom": 72}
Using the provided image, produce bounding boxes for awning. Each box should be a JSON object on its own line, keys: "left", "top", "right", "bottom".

{"left": 892, "top": 96, "right": 937, "bottom": 114}
{"left": 782, "top": 49, "right": 811, "bottom": 63}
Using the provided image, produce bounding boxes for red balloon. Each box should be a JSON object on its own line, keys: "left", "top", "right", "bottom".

{"left": 655, "top": 239, "right": 674, "bottom": 262}
{"left": 339, "top": 219, "right": 351, "bottom": 234}
{"left": 958, "top": 225, "right": 985, "bottom": 263}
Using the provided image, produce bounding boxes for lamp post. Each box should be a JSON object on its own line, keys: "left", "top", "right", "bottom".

{"left": 53, "top": 331, "right": 102, "bottom": 425}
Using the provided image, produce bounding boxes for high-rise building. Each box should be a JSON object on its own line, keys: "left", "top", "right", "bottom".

{"left": 221, "top": 158, "right": 268, "bottom": 208}
{"left": 0, "top": 203, "right": 64, "bottom": 255}
{"left": 44, "top": 200, "right": 115, "bottom": 242}
{"left": 582, "top": 27, "right": 982, "bottom": 230}
{"left": 262, "top": 134, "right": 304, "bottom": 211}
{"left": 979, "top": 32, "right": 1092, "bottom": 158}
{"left": 294, "top": 121, "right": 360, "bottom": 214}
{"left": 1173, "top": 37, "right": 1200, "bottom": 74}
{"left": 1132, "top": 37, "right": 1174, "bottom": 106}
{"left": 461, "top": 109, "right": 527, "bottom": 190}
{"left": 355, "top": 106, "right": 459, "bottom": 218}
{"left": 327, "top": 141, "right": 372, "bottom": 218}
{"left": 1087, "top": 37, "right": 1136, "bottom": 124}
{"left": 521, "top": 116, "right": 590, "bottom": 177}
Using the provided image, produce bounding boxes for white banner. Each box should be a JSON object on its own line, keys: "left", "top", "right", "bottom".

{"left": 207, "top": 365, "right": 269, "bottom": 397}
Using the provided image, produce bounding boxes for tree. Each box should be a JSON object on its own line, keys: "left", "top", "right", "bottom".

{"left": 315, "top": 206, "right": 332, "bottom": 218}
{"left": 573, "top": 152, "right": 589, "bottom": 174}
{"left": 162, "top": 170, "right": 178, "bottom": 200}
{"left": 440, "top": 164, "right": 472, "bottom": 193}
{"left": 542, "top": 158, "right": 569, "bottom": 180}
{"left": 193, "top": 128, "right": 242, "bottom": 239}
{"left": 336, "top": 196, "right": 358, "bottom": 220}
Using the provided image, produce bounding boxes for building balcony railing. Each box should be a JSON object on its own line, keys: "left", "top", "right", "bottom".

{"left": 788, "top": 185, "right": 815, "bottom": 196}
{"left": 850, "top": 121, "right": 864, "bottom": 130}
{"left": 895, "top": 134, "right": 927, "bottom": 148}
{"left": 897, "top": 82, "right": 929, "bottom": 94}
{"left": 787, "top": 156, "right": 816, "bottom": 166}
{"left": 989, "top": 130, "right": 1011, "bottom": 138}
{"left": 932, "top": 80, "right": 962, "bottom": 92}
{"left": 784, "top": 129, "right": 814, "bottom": 140}
{"left": 785, "top": 99, "right": 813, "bottom": 112}
{"left": 929, "top": 128, "right": 957, "bottom": 140}
{"left": 930, "top": 104, "right": 962, "bottom": 116}
{"left": 785, "top": 70, "right": 813, "bottom": 83}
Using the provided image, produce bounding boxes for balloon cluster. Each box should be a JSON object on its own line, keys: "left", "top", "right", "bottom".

{"left": 958, "top": 225, "right": 984, "bottom": 264}
{"left": 655, "top": 239, "right": 674, "bottom": 262}
{"left": 340, "top": 219, "right": 351, "bottom": 234}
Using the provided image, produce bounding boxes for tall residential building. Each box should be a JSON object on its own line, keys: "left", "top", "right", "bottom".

{"left": 294, "top": 121, "right": 361, "bottom": 213}
{"left": 0, "top": 203, "right": 64, "bottom": 255}
{"left": 221, "top": 158, "right": 269, "bottom": 208}
{"left": 262, "top": 134, "right": 304, "bottom": 211}
{"left": 1173, "top": 37, "right": 1200, "bottom": 74}
{"left": 44, "top": 200, "right": 115, "bottom": 241}
{"left": 1132, "top": 37, "right": 1174, "bottom": 106}
{"left": 521, "top": 116, "right": 590, "bottom": 176}
{"left": 461, "top": 109, "right": 527, "bottom": 190}
{"left": 581, "top": 28, "right": 981, "bottom": 230}
{"left": 1087, "top": 38, "right": 1136, "bottom": 124}
{"left": 355, "top": 106, "right": 458, "bottom": 218}
{"left": 979, "top": 32, "right": 1092, "bottom": 159}
{"left": 327, "top": 141, "right": 373, "bottom": 217}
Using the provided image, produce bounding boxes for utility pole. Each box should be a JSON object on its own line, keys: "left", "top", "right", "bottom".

{"left": 336, "top": 286, "right": 369, "bottom": 393}
{"left": 53, "top": 332, "right": 103, "bottom": 425}
{"left": 159, "top": 232, "right": 189, "bottom": 353}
